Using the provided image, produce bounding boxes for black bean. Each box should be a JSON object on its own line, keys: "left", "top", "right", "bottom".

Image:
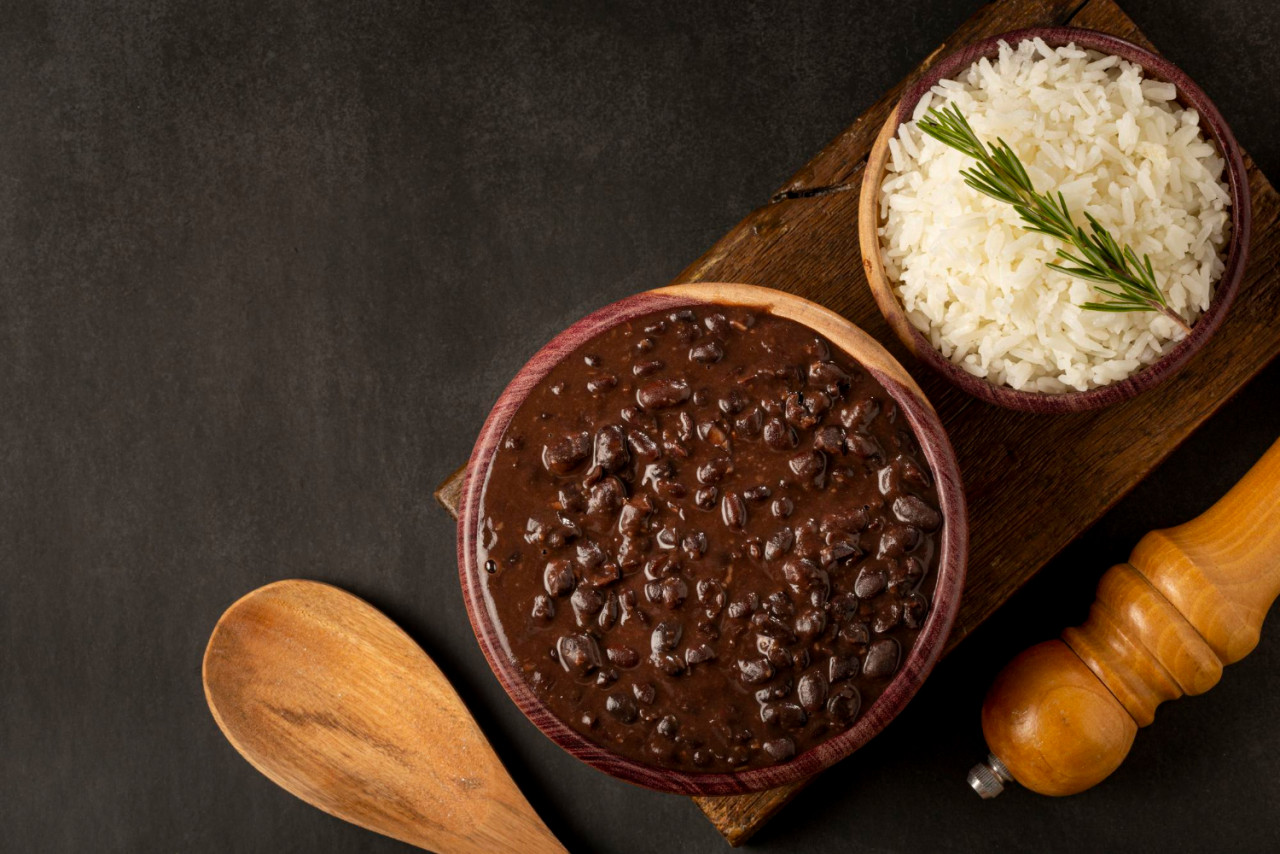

{"left": 697, "top": 456, "right": 733, "bottom": 485}
{"left": 617, "top": 496, "right": 652, "bottom": 537}
{"left": 606, "top": 644, "right": 640, "bottom": 668}
{"left": 704, "top": 313, "right": 731, "bottom": 336}
{"left": 792, "top": 520, "right": 824, "bottom": 560}
{"left": 896, "top": 453, "right": 932, "bottom": 489}
{"left": 654, "top": 653, "right": 686, "bottom": 677}
{"left": 625, "top": 428, "right": 660, "bottom": 460}
{"left": 696, "top": 419, "right": 731, "bottom": 449}
{"left": 828, "top": 654, "right": 859, "bottom": 683}
{"left": 616, "top": 538, "right": 645, "bottom": 571}
{"left": 862, "top": 639, "right": 900, "bottom": 679}
{"left": 721, "top": 493, "right": 747, "bottom": 530}
{"left": 659, "top": 577, "right": 688, "bottom": 609}
{"left": 893, "top": 494, "right": 942, "bottom": 531}
{"left": 733, "top": 407, "right": 763, "bottom": 438}
{"left": 763, "top": 417, "right": 797, "bottom": 450}
{"left": 685, "top": 644, "right": 716, "bottom": 666}
{"left": 760, "top": 701, "right": 807, "bottom": 730}
{"left": 784, "top": 391, "right": 822, "bottom": 429}
{"left": 755, "top": 634, "right": 792, "bottom": 669}
{"left": 693, "top": 486, "right": 718, "bottom": 510}
{"left": 586, "top": 562, "right": 621, "bottom": 588}
{"left": 819, "top": 540, "right": 859, "bottom": 568}
{"left": 696, "top": 578, "right": 724, "bottom": 611}
{"left": 797, "top": 670, "right": 829, "bottom": 712}
{"left": 839, "top": 621, "right": 870, "bottom": 646}
{"left": 743, "top": 484, "right": 771, "bottom": 501}
{"left": 592, "top": 425, "right": 629, "bottom": 472}
{"left": 689, "top": 341, "right": 724, "bottom": 364}
{"left": 788, "top": 450, "right": 827, "bottom": 483}
{"left": 633, "top": 682, "right": 656, "bottom": 705}
{"left": 570, "top": 586, "right": 604, "bottom": 626}
{"left": 781, "top": 558, "right": 830, "bottom": 603}
{"left": 586, "top": 477, "right": 625, "bottom": 515}
{"left": 793, "top": 608, "right": 827, "bottom": 642}
{"left": 717, "top": 389, "right": 747, "bottom": 415}
{"left": 575, "top": 539, "right": 605, "bottom": 570}
{"left": 771, "top": 497, "right": 794, "bottom": 518}
{"left": 654, "top": 526, "right": 679, "bottom": 550}
{"left": 762, "top": 737, "right": 796, "bottom": 762}
{"left": 650, "top": 620, "right": 682, "bottom": 653}
{"left": 845, "top": 433, "right": 883, "bottom": 459}
{"left": 853, "top": 564, "right": 887, "bottom": 599}
{"left": 595, "top": 668, "right": 618, "bottom": 686}
{"left": 632, "top": 358, "right": 664, "bottom": 377}
{"left": 871, "top": 600, "right": 901, "bottom": 633}
{"left": 737, "top": 657, "right": 775, "bottom": 685}
{"left": 657, "top": 715, "right": 680, "bottom": 739}
{"left": 827, "top": 592, "right": 859, "bottom": 624}
{"left": 814, "top": 425, "right": 845, "bottom": 455}
{"left": 606, "top": 692, "right": 639, "bottom": 723}
{"left": 541, "top": 431, "right": 591, "bottom": 474}
{"left": 543, "top": 559, "right": 576, "bottom": 598}
{"left": 642, "top": 554, "right": 679, "bottom": 580}
{"left": 764, "top": 527, "right": 794, "bottom": 561}
{"left": 556, "top": 633, "right": 601, "bottom": 675}
{"left": 839, "top": 398, "right": 879, "bottom": 430}
{"left": 808, "top": 360, "right": 851, "bottom": 392}
{"left": 681, "top": 531, "right": 708, "bottom": 561}
{"left": 902, "top": 593, "right": 929, "bottom": 629}
{"left": 531, "top": 595, "right": 555, "bottom": 620}
{"left": 636, "top": 377, "right": 691, "bottom": 409}
{"left": 826, "top": 685, "right": 861, "bottom": 722}
{"left": 586, "top": 374, "right": 617, "bottom": 394}
{"left": 822, "top": 505, "right": 870, "bottom": 534}
{"left": 877, "top": 524, "right": 920, "bottom": 558}
{"left": 877, "top": 464, "right": 899, "bottom": 496}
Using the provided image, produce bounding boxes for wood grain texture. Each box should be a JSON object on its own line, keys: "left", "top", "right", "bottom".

{"left": 454, "top": 283, "right": 968, "bottom": 796}
{"left": 436, "top": 0, "right": 1280, "bottom": 843}
{"left": 203, "top": 580, "right": 566, "bottom": 854}
{"left": 984, "top": 438, "right": 1280, "bottom": 795}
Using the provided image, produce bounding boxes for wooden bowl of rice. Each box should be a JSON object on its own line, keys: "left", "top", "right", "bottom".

{"left": 858, "top": 27, "right": 1250, "bottom": 413}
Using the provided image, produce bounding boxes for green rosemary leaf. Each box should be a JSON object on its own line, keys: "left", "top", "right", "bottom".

{"left": 914, "top": 105, "right": 1189, "bottom": 329}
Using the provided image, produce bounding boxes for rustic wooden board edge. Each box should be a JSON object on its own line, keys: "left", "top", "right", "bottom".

{"left": 432, "top": 0, "right": 1280, "bottom": 845}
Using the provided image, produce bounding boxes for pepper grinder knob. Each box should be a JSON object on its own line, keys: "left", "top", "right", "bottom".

{"left": 967, "top": 754, "right": 1013, "bottom": 799}
{"left": 970, "top": 438, "right": 1280, "bottom": 798}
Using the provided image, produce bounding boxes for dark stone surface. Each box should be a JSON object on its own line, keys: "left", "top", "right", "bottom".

{"left": 2, "top": 1, "right": 1277, "bottom": 851}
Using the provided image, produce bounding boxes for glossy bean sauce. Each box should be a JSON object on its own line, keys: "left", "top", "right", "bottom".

{"left": 477, "top": 306, "right": 941, "bottom": 772}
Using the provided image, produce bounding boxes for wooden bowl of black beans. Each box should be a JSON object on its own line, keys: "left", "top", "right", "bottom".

{"left": 457, "top": 282, "right": 967, "bottom": 794}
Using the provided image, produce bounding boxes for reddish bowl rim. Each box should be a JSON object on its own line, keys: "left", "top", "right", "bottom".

{"left": 456, "top": 283, "right": 968, "bottom": 795}
{"left": 862, "top": 27, "right": 1252, "bottom": 413}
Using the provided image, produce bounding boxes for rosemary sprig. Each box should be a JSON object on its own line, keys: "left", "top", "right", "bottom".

{"left": 916, "top": 104, "right": 1191, "bottom": 335}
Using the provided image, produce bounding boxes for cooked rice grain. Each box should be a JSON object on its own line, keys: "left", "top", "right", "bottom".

{"left": 878, "top": 38, "right": 1230, "bottom": 392}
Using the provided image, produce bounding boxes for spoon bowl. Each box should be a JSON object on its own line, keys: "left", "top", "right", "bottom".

{"left": 202, "top": 579, "right": 566, "bottom": 854}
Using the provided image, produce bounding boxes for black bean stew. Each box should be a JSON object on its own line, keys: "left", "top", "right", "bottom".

{"left": 476, "top": 306, "right": 941, "bottom": 772}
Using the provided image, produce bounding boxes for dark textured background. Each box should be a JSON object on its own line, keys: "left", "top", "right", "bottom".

{"left": 3, "top": 1, "right": 1278, "bottom": 851}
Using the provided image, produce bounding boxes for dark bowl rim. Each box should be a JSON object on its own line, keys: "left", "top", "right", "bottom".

{"left": 456, "top": 282, "right": 968, "bottom": 795}
{"left": 866, "top": 26, "right": 1251, "bottom": 413}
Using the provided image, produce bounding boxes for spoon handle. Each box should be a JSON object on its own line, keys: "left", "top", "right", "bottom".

{"left": 204, "top": 580, "right": 567, "bottom": 854}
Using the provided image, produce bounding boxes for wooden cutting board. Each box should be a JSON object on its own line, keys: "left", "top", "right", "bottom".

{"left": 436, "top": 0, "right": 1280, "bottom": 844}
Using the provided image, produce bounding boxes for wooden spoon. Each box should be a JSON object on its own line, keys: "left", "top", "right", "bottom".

{"left": 202, "top": 579, "right": 566, "bottom": 854}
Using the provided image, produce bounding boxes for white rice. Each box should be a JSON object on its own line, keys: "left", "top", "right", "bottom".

{"left": 877, "top": 38, "right": 1231, "bottom": 392}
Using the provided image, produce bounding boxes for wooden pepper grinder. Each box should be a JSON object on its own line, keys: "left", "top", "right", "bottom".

{"left": 969, "top": 437, "right": 1280, "bottom": 798}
